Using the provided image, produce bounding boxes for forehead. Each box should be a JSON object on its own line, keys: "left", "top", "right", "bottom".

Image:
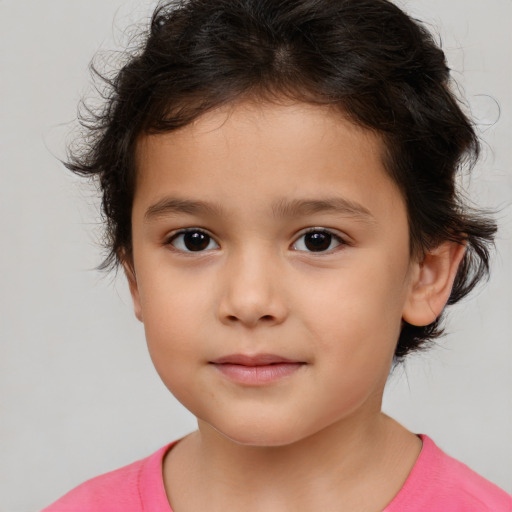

{"left": 133, "top": 101, "right": 405, "bottom": 224}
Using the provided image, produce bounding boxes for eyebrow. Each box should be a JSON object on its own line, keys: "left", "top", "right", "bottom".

{"left": 271, "top": 197, "right": 374, "bottom": 222}
{"left": 144, "top": 196, "right": 375, "bottom": 223}
{"left": 144, "top": 198, "right": 223, "bottom": 221}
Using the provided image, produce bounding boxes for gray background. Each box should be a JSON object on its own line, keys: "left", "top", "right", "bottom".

{"left": 1, "top": 1, "right": 511, "bottom": 510}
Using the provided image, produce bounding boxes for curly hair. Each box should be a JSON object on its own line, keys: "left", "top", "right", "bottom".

{"left": 67, "top": 0, "right": 497, "bottom": 359}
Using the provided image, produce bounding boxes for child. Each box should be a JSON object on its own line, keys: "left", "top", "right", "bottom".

{"left": 43, "top": 0, "right": 511, "bottom": 510}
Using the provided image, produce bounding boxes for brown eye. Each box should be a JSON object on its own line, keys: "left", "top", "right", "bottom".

{"left": 304, "top": 232, "right": 332, "bottom": 251}
{"left": 169, "top": 230, "right": 219, "bottom": 252}
{"left": 293, "top": 229, "right": 344, "bottom": 253}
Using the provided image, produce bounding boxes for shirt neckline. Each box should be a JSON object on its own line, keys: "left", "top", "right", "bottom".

{"left": 142, "top": 434, "right": 434, "bottom": 512}
{"left": 383, "top": 434, "right": 438, "bottom": 511}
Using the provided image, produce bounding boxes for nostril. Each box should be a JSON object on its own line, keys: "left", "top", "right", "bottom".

{"left": 225, "top": 314, "right": 275, "bottom": 324}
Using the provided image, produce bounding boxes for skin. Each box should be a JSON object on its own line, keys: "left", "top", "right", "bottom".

{"left": 126, "top": 101, "right": 465, "bottom": 511}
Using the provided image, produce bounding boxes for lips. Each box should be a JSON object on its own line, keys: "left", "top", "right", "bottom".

{"left": 211, "top": 354, "right": 299, "bottom": 366}
{"left": 209, "top": 354, "right": 305, "bottom": 385}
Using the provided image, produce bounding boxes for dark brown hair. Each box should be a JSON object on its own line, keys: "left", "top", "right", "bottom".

{"left": 67, "top": 0, "right": 496, "bottom": 359}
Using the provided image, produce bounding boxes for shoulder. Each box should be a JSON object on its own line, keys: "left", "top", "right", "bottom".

{"left": 386, "top": 435, "right": 512, "bottom": 512}
{"left": 435, "top": 446, "right": 512, "bottom": 511}
{"left": 41, "top": 443, "right": 175, "bottom": 512}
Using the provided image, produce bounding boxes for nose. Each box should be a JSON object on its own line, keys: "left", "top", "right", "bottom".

{"left": 217, "top": 248, "right": 288, "bottom": 328}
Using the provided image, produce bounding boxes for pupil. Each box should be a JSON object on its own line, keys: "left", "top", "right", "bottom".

{"left": 184, "top": 232, "right": 210, "bottom": 251}
{"left": 305, "top": 232, "right": 331, "bottom": 251}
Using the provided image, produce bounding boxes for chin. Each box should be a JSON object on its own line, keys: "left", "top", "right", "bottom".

{"left": 208, "top": 417, "right": 315, "bottom": 448}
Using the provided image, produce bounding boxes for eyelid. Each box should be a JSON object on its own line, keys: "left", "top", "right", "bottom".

{"left": 165, "top": 227, "right": 220, "bottom": 253}
{"left": 163, "top": 226, "right": 349, "bottom": 254}
{"left": 291, "top": 227, "right": 349, "bottom": 253}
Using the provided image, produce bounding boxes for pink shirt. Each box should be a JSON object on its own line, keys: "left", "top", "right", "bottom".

{"left": 43, "top": 435, "right": 512, "bottom": 511}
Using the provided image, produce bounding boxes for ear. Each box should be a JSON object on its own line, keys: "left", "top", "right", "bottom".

{"left": 122, "top": 259, "right": 144, "bottom": 323}
{"left": 402, "top": 241, "right": 466, "bottom": 326}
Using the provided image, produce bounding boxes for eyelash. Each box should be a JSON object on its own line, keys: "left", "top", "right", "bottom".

{"left": 165, "top": 227, "right": 348, "bottom": 254}
{"left": 293, "top": 228, "right": 347, "bottom": 253}
{"left": 165, "top": 228, "right": 219, "bottom": 253}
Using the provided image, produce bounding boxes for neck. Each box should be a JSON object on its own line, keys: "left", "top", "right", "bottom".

{"left": 164, "top": 412, "right": 421, "bottom": 512}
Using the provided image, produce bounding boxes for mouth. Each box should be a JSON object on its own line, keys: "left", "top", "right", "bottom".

{"left": 209, "top": 354, "right": 306, "bottom": 385}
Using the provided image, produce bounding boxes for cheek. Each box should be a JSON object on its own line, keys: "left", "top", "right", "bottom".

{"left": 137, "top": 271, "right": 210, "bottom": 362}
{"left": 295, "top": 266, "right": 405, "bottom": 416}
{"left": 139, "top": 283, "right": 211, "bottom": 408}
{"left": 299, "top": 258, "right": 407, "bottom": 361}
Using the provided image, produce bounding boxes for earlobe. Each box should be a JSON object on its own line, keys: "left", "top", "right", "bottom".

{"left": 402, "top": 241, "right": 466, "bottom": 327}
{"left": 122, "top": 260, "right": 144, "bottom": 323}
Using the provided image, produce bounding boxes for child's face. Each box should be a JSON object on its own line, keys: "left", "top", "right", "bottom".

{"left": 128, "top": 101, "right": 417, "bottom": 446}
